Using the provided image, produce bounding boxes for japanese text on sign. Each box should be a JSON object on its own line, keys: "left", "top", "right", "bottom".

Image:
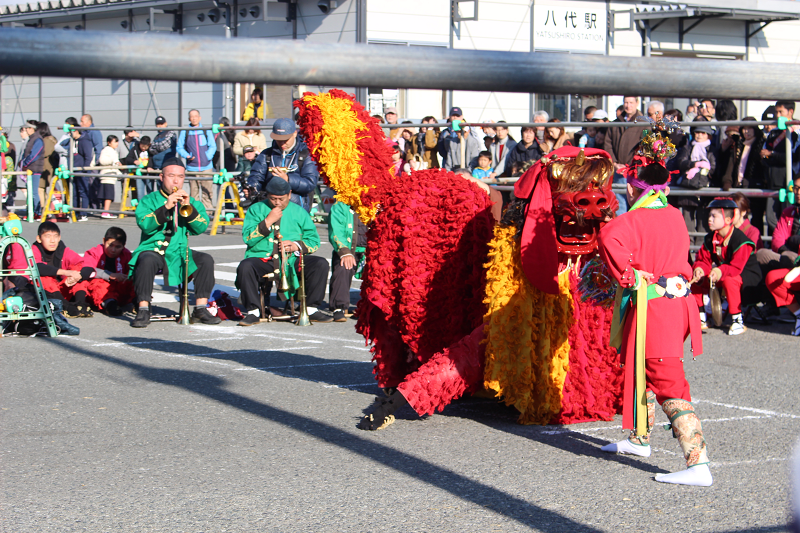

{"left": 534, "top": 1, "right": 606, "bottom": 54}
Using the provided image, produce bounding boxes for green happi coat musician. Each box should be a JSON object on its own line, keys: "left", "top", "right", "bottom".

{"left": 129, "top": 157, "right": 221, "bottom": 328}
{"left": 327, "top": 200, "right": 367, "bottom": 322}
{"left": 235, "top": 177, "right": 332, "bottom": 325}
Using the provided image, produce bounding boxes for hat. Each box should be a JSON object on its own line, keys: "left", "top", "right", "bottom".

{"left": 23, "top": 122, "right": 37, "bottom": 129}
{"left": 691, "top": 124, "right": 714, "bottom": 135}
{"left": 265, "top": 177, "right": 292, "bottom": 196}
{"left": 155, "top": 116, "right": 167, "bottom": 126}
{"left": 448, "top": 107, "right": 463, "bottom": 117}
{"left": 384, "top": 107, "right": 398, "bottom": 115}
{"left": 707, "top": 197, "right": 738, "bottom": 210}
{"left": 591, "top": 109, "right": 609, "bottom": 120}
{"left": 271, "top": 118, "right": 296, "bottom": 141}
{"left": 762, "top": 106, "right": 776, "bottom": 121}
{"left": 243, "top": 145, "right": 256, "bottom": 154}
{"left": 161, "top": 157, "right": 185, "bottom": 169}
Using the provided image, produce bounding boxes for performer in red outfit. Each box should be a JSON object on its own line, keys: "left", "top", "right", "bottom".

{"left": 598, "top": 116, "right": 711, "bottom": 487}
{"left": 765, "top": 266, "right": 800, "bottom": 336}
{"left": 82, "top": 226, "right": 135, "bottom": 316}
{"left": 6, "top": 221, "right": 96, "bottom": 316}
{"left": 690, "top": 198, "right": 761, "bottom": 335}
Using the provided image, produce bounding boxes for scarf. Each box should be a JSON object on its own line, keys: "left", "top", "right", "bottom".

{"left": 690, "top": 139, "right": 710, "bottom": 162}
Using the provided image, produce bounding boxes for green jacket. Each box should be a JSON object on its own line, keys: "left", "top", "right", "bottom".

{"left": 130, "top": 188, "right": 210, "bottom": 285}
{"left": 242, "top": 199, "right": 320, "bottom": 296}
{"left": 328, "top": 201, "right": 360, "bottom": 255}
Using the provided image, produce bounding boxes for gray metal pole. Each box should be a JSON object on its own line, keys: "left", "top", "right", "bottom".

{"left": 3, "top": 27, "right": 800, "bottom": 99}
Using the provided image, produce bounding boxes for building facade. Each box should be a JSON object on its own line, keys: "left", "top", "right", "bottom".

{"left": 2, "top": 0, "right": 799, "bottom": 143}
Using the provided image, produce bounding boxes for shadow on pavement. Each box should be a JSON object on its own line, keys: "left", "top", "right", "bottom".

{"left": 53, "top": 336, "right": 604, "bottom": 533}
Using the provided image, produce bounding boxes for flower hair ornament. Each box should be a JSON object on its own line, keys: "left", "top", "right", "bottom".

{"left": 624, "top": 112, "right": 681, "bottom": 196}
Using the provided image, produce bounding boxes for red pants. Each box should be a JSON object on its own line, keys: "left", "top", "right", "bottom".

{"left": 766, "top": 269, "right": 800, "bottom": 308}
{"left": 40, "top": 277, "right": 91, "bottom": 300}
{"left": 692, "top": 274, "right": 743, "bottom": 314}
{"left": 646, "top": 358, "right": 691, "bottom": 404}
{"left": 86, "top": 278, "right": 135, "bottom": 309}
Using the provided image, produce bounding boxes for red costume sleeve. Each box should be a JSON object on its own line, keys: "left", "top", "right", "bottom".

{"left": 83, "top": 244, "right": 104, "bottom": 269}
{"left": 692, "top": 246, "right": 712, "bottom": 276}
{"left": 718, "top": 244, "right": 753, "bottom": 280}
{"left": 771, "top": 207, "right": 795, "bottom": 252}
{"left": 62, "top": 247, "right": 84, "bottom": 271}
{"left": 598, "top": 216, "right": 639, "bottom": 288}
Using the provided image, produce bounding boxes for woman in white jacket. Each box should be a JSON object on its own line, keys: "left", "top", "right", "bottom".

{"left": 98, "top": 135, "right": 123, "bottom": 218}
{"left": 232, "top": 118, "right": 268, "bottom": 156}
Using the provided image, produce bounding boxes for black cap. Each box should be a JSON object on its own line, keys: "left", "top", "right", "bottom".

{"left": 762, "top": 106, "right": 776, "bottom": 121}
{"left": 707, "top": 198, "right": 738, "bottom": 210}
{"left": 161, "top": 157, "right": 185, "bottom": 169}
{"left": 265, "top": 178, "right": 291, "bottom": 196}
{"left": 243, "top": 145, "right": 256, "bottom": 154}
{"left": 448, "top": 107, "right": 463, "bottom": 117}
{"left": 155, "top": 116, "right": 167, "bottom": 126}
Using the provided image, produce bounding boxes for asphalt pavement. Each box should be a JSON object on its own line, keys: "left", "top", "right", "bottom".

{"left": 1, "top": 216, "right": 798, "bottom": 532}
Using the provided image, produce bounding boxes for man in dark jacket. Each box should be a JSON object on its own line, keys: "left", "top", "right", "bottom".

{"left": 761, "top": 100, "right": 800, "bottom": 231}
{"left": 149, "top": 116, "right": 178, "bottom": 170}
{"left": 603, "top": 95, "right": 645, "bottom": 213}
{"left": 19, "top": 123, "right": 44, "bottom": 214}
{"left": 247, "top": 119, "right": 319, "bottom": 211}
{"left": 506, "top": 126, "right": 543, "bottom": 174}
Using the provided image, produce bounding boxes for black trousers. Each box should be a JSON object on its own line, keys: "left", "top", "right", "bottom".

{"left": 328, "top": 250, "right": 362, "bottom": 310}
{"left": 133, "top": 250, "right": 215, "bottom": 304}
{"left": 237, "top": 255, "right": 328, "bottom": 311}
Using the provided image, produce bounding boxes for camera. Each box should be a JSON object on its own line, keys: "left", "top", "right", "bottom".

{"left": 317, "top": 0, "right": 337, "bottom": 14}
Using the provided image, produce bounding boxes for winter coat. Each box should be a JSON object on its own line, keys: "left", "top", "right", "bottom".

{"left": 150, "top": 130, "right": 178, "bottom": 170}
{"left": 718, "top": 135, "right": 765, "bottom": 190}
{"left": 98, "top": 146, "right": 122, "bottom": 185}
{"left": 176, "top": 126, "right": 216, "bottom": 172}
{"left": 438, "top": 126, "right": 484, "bottom": 171}
{"left": 247, "top": 138, "right": 319, "bottom": 211}
{"left": 21, "top": 132, "right": 45, "bottom": 174}
{"left": 490, "top": 136, "right": 518, "bottom": 177}
{"left": 232, "top": 131, "right": 268, "bottom": 157}
{"left": 506, "top": 140, "right": 544, "bottom": 173}
{"left": 603, "top": 111, "right": 646, "bottom": 165}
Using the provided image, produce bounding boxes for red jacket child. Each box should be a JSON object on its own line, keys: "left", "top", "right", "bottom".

{"left": 690, "top": 199, "right": 761, "bottom": 334}
{"left": 7, "top": 223, "right": 96, "bottom": 312}
{"left": 81, "top": 227, "right": 135, "bottom": 315}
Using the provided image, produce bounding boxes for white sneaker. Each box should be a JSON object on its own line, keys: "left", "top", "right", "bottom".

{"left": 101, "top": 212, "right": 117, "bottom": 219}
{"left": 78, "top": 216, "right": 89, "bottom": 222}
{"left": 728, "top": 314, "right": 746, "bottom": 336}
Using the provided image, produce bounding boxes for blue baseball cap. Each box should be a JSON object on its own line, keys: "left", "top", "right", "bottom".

{"left": 271, "top": 118, "right": 297, "bottom": 141}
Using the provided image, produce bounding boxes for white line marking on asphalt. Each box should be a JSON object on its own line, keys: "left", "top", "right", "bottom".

{"left": 235, "top": 361, "right": 373, "bottom": 371}
{"left": 344, "top": 346, "right": 371, "bottom": 351}
{"left": 216, "top": 262, "right": 241, "bottom": 268}
{"left": 693, "top": 398, "right": 800, "bottom": 419}
{"left": 189, "top": 346, "right": 321, "bottom": 357}
{"left": 710, "top": 458, "right": 788, "bottom": 468}
{"left": 214, "top": 271, "right": 238, "bottom": 281}
{"left": 323, "top": 383, "right": 378, "bottom": 389}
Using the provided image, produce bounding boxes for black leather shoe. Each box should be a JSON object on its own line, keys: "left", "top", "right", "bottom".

{"left": 131, "top": 307, "right": 151, "bottom": 328}
{"left": 191, "top": 306, "right": 222, "bottom": 325}
{"left": 104, "top": 300, "right": 122, "bottom": 317}
{"left": 332, "top": 309, "right": 346, "bottom": 322}
{"left": 238, "top": 313, "right": 260, "bottom": 326}
{"left": 309, "top": 310, "right": 333, "bottom": 323}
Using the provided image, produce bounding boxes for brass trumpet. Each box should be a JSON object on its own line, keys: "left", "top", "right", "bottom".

{"left": 296, "top": 252, "right": 311, "bottom": 327}
{"left": 172, "top": 187, "right": 192, "bottom": 325}
{"left": 271, "top": 224, "right": 291, "bottom": 293}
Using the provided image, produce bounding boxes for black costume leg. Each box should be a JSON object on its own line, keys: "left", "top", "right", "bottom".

{"left": 236, "top": 258, "right": 274, "bottom": 311}
{"left": 302, "top": 255, "right": 329, "bottom": 308}
{"left": 328, "top": 250, "right": 355, "bottom": 310}
{"left": 190, "top": 250, "right": 215, "bottom": 300}
{"left": 133, "top": 251, "right": 166, "bottom": 304}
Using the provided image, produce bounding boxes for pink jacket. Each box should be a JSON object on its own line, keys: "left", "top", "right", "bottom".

{"left": 83, "top": 243, "right": 132, "bottom": 274}
{"left": 772, "top": 206, "right": 799, "bottom": 252}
